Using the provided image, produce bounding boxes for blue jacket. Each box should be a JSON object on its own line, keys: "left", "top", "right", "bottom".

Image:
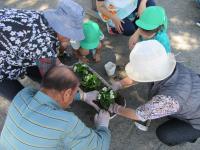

{"left": 0, "top": 87, "right": 111, "bottom": 150}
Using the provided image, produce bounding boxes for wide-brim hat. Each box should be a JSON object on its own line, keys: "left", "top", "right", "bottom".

{"left": 125, "top": 40, "right": 176, "bottom": 82}
{"left": 44, "top": 0, "right": 85, "bottom": 41}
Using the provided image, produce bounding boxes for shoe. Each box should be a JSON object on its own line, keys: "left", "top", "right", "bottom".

{"left": 134, "top": 120, "right": 151, "bottom": 131}
{"left": 106, "top": 23, "right": 116, "bottom": 35}
{"left": 196, "top": 21, "right": 200, "bottom": 27}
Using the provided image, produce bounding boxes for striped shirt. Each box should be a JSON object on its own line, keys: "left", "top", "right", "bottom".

{"left": 0, "top": 87, "right": 111, "bottom": 150}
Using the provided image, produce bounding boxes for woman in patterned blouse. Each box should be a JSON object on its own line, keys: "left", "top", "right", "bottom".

{"left": 110, "top": 40, "right": 200, "bottom": 146}
{"left": 0, "top": 0, "right": 84, "bottom": 100}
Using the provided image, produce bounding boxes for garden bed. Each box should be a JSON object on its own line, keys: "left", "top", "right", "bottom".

{"left": 73, "top": 63, "right": 126, "bottom": 118}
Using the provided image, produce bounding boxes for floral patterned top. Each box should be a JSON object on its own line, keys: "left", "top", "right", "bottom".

{"left": 0, "top": 8, "right": 59, "bottom": 80}
{"left": 136, "top": 95, "right": 180, "bottom": 121}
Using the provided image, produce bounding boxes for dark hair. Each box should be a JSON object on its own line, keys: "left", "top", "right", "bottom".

{"left": 41, "top": 66, "right": 79, "bottom": 91}
{"left": 140, "top": 25, "right": 164, "bottom": 34}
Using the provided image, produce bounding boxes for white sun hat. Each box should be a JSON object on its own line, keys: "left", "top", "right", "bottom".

{"left": 125, "top": 40, "right": 176, "bottom": 82}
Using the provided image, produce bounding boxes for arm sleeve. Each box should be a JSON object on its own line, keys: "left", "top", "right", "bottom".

{"left": 63, "top": 116, "right": 111, "bottom": 150}
{"left": 136, "top": 95, "right": 180, "bottom": 121}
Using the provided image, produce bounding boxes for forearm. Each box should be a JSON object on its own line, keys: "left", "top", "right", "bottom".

{"left": 95, "top": 126, "right": 111, "bottom": 150}
{"left": 118, "top": 107, "right": 140, "bottom": 121}
{"left": 120, "top": 76, "right": 137, "bottom": 88}
{"left": 138, "top": 0, "right": 148, "bottom": 16}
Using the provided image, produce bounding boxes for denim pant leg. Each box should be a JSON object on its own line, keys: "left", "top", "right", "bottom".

{"left": 156, "top": 119, "right": 200, "bottom": 146}
{"left": 0, "top": 79, "right": 24, "bottom": 101}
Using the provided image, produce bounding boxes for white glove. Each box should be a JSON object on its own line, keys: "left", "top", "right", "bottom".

{"left": 94, "top": 110, "right": 110, "bottom": 128}
{"left": 111, "top": 81, "right": 122, "bottom": 91}
{"left": 83, "top": 91, "right": 100, "bottom": 111}
{"left": 108, "top": 103, "right": 122, "bottom": 114}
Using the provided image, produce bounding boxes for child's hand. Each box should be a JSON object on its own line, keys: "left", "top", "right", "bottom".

{"left": 109, "top": 103, "right": 122, "bottom": 114}
{"left": 111, "top": 15, "right": 124, "bottom": 33}
{"left": 129, "top": 29, "right": 140, "bottom": 49}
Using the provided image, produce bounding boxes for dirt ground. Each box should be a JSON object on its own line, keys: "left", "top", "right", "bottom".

{"left": 0, "top": 0, "right": 200, "bottom": 150}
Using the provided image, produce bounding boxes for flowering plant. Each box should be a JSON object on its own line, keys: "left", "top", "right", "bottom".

{"left": 97, "top": 87, "right": 116, "bottom": 110}
{"left": 73, "top": 63, "right": 89, "bottom": 76}
{"left": 81, "top": 73, "right": 101, "bottom": 90}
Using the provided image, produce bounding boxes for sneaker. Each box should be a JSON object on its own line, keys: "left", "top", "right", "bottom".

{"left": 106, "top": 23, "right": 116, "bottom": 35}
{"left": 134, "top": 120, "right": 151, "bottom": 131}
{"left": 196, "top": 21, "right": 200, "bottom": 27}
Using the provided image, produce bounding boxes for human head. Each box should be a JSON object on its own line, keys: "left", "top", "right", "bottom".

{"left": 125, "top": 40, "right": 176, "bottom": 82}
{"left": 80, "top": 19, "right": 103, "bottom": 50}
{"left": 41, "top": 66, "right": 79, "bottom": 109}
{"left": 44, "top": 0, "right": 85, "bottom": 41}
{"left": 136, "top": 6, "right": 167, "bottom": 34}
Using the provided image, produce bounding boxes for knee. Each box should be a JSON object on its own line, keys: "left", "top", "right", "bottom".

{"left": 146, "top": 0, "right": 156, "bottom": 7}
{"left": 156, "top": 126, "right": 176, "bottom": 146}
{"left": 122, "top": 20, "right": 137, "bottom": 36}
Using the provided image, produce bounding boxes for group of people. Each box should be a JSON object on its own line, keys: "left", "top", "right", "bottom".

{"left": 0, "top": 0, "right": 200, "bottom": 149}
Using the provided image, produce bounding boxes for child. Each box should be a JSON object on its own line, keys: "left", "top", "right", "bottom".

{"left": 72, "top": 19, "right": 104, "bottom": 63}
{"left": 96, "top": 0, "right": 156, "bottom": 36}
{"left": 129, "top": 6, "right": 171, "bottom": 53}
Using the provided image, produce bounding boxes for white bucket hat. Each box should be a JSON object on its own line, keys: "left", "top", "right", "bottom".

{"left": 43, "top": 0, "right": 85, "bottom": 41}
{"left": 125, "top": 40, "right": 176, "bottom": 82}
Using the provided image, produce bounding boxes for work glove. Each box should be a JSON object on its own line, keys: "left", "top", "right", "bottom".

{"left": 108, "top": 103, "right": 122, "bottom": 114}
{"left": 83, "top": 91, "right": 100, "bottom": 111}
{"left": 94, "top": 110, "right": 110, "bottom": 128}
{"left": 111, "top": 81, "right": 122, "bottom": 91}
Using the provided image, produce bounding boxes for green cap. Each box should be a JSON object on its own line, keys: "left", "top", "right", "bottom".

{"left": 80, "top": 20, "right": 103, "bottom": 50}
{"left": 136, "top": 6, "right": 168, "bottom": 30}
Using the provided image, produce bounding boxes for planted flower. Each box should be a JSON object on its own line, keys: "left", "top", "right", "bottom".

{"left": 73, "top": 63, "right": 89, "bottom": 76}
{"left": 81, "top": 73, "right": 101, "bottom": 91}
{"left": 97, "top": 87, "right": 116, "bottom": 110}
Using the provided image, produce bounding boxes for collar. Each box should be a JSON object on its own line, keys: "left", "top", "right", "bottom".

{"left": 33, "top": 90, "right": 61, "bottom": 110}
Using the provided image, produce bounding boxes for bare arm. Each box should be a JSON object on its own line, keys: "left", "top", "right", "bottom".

{"left": 137, "top": 0, "right": 148, "bottom": 17}
{"left": 119, "top": 76, "right": 138, "bottom": 88}
{"left": 118, "top": 107, "right": 140, "bottom": 121}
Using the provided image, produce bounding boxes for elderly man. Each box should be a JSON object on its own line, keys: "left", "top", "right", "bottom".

{"left": 0, "top": 0, "right": 85, "bottom": 100}
{"left": 0, "top": 66, "right": 111, "bottom": 150}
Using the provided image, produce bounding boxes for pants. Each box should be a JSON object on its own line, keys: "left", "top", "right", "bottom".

{"left": 156, "top": 119, "right": 200, "bottom": 146}
{"left": 111, "top": 0, "right": 156, "bottom": 36}
{"left": 0, "top": 66, "right": 42, "bottom": 100}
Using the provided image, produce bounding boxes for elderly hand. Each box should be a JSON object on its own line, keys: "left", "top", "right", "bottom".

{"left": 94, "top": 110, "right": 110, "bottom": 128}
{"left": 111, "top": 81, "right": 122, "bottom": 91}
{"left": 108, "top": 103, "right": 122, "bottom": 114}
{"left": 83, "top": 91, "right": 100, "bottom": 111}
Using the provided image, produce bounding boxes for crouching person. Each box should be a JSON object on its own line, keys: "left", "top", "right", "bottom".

{"left": 0, "top": 66, "right": 111, "bottom": 150}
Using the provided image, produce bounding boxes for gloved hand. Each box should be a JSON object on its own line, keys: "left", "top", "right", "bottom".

{"left": 111, "top": 81, "right": 122, "bottom": 91}
{"left": 83, "top": 91, "right": 100, "bottom": 111}
{"left": 108, "top": 103, "right": 122, "bottom": 114}
{"left": 94, "top": 110, "right": 110, "bottom": 128}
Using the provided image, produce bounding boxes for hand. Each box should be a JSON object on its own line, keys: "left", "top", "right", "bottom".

{"left": 129, "top": 29, "right": 140, "bottom": 49}
{"left": 83, "top": 91, "right": 100, "bottom": 111}
{"left": 108, "top": 103, "right": 122, "bottom": 114}
{"left": 94, "top": 110, "right": 110, "bottom": 128}
{"left": 111, "top": 81, "right": 122, "bottom": 91}
{"left": 111, "top": 16, "right": 124, "bottom": 33}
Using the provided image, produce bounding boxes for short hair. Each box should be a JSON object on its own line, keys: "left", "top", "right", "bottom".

{"left": 41, "top": 66, "right": 79, "bottom": 91}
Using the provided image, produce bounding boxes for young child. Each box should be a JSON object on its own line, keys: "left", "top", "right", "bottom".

{"left": 72, "top": 19, "right": 104, "bottom": 63}
{"left": 129, "top": 6, "right": 171, "bottom": 53}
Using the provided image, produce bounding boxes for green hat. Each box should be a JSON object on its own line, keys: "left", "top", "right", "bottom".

{"left": 80, "top": 20, "right": 103, "bottom": 50}
{"left": 136, "top": 6, "right": 168, "bottom": 30}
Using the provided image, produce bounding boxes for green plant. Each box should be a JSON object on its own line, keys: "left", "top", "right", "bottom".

{"left": 81, "top": 73, "right": 101, "bottom": 90}
{"left": 73, "top": 63, "right": 89, "bottom": 76}
{"left": 97, "top": 87, "right": 116, "bottom": 110}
